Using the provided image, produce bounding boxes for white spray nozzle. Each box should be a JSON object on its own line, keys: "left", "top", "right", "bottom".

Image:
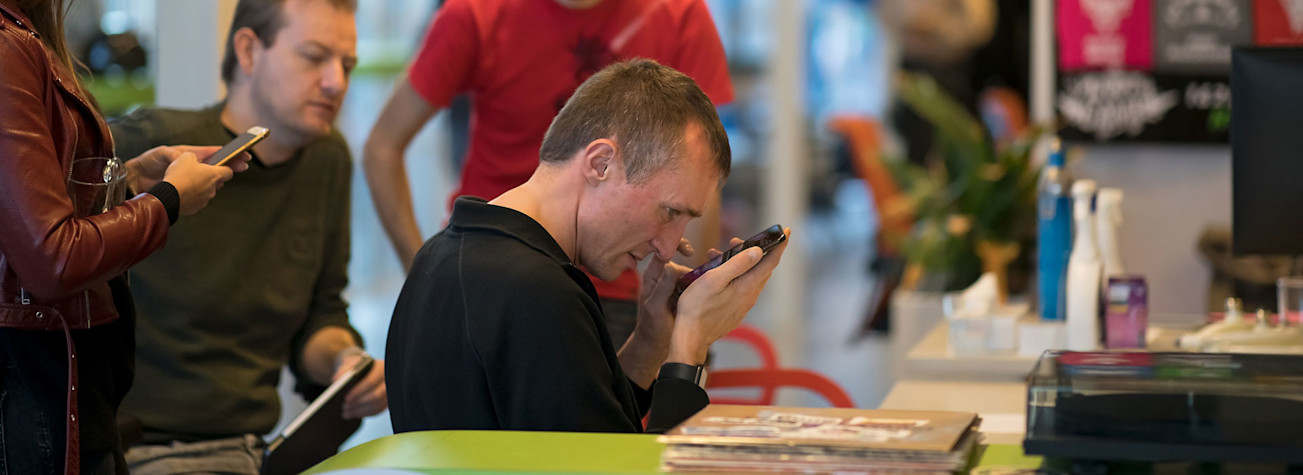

{"left": 1097, "top": 188, "right": 1124, "bottom": 224}
{"left": 1072, "top": 179, "right": 1097, "bottom": 222}
{"left": 1071, "top": 179, "right": 1097, "bottom": 197}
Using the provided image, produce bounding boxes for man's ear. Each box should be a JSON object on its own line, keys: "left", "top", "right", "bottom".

{"left": 582, "top": 138, "right": 619, "bottom": 186}
{"left": 232, "top": 27, "right": 263, "bottom": 79}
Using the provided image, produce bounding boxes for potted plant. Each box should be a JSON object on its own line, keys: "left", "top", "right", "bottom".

{"left": 887, "top": 72, "right": 1042, "bottom": 303}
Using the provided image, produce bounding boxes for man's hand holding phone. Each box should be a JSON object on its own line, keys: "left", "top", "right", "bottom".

{"left": 666, "top": 227, "right": 791, "bottom": 366}
{"left": 618, "top": 227, "right": 788, "bottom": 389}
{"left": 620, "top": 238, "right": 695, "bottom": 388}
{"left": 674, "top": 225, "right": 787, "bottom": 296}
{"left": 634, "top": 238, "right": 695, "bottom": 347}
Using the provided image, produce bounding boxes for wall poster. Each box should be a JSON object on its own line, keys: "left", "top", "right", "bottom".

{"left": 1054, "top": 0, "right": 1301, "bottom": 143}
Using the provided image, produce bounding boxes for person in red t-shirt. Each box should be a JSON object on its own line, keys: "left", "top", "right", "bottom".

{"left": 364, "top": 0, "right": 733, "bottom": 347}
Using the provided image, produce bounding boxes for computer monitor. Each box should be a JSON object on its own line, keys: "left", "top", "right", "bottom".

{"left": 1231, "top": 47, "right": 1303, "bottom": 256}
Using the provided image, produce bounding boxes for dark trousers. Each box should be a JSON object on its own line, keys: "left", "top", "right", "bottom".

{"left": 0, "top": 314, "right": 134, "bottom": 475}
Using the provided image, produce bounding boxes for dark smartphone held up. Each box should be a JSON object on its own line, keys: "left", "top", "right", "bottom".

{"left": 207, "top": 126, "right": 269, "bottom": 166}
{"left": 675, "top": 224, "right": 786, "bottom": 295}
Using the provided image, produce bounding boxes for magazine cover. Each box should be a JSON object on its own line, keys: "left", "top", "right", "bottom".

{"left": 659, "top": 405, "right": 980, "bottom": 453}
{"left": 660, "top": 431, "right": 980, "bottom": 473}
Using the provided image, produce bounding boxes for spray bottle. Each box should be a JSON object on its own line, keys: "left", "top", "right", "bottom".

{"left": 1095, "top": 188, "right": 1125, "bottom": 287}
{"left": 1037, "top": 138, "right": 1073, "bottom": 321}
{"left": 1066, "top": 179, "right": 1101, "bottom": 351}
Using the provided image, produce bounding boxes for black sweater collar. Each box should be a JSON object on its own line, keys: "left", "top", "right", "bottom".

{"left": 448, "top": 196, "right": 574, "bottom": 268}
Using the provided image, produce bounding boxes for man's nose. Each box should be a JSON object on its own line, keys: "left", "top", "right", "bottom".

{"left": 651, "top": 227, "right": 684, "bottom": 261}
{"left": 321, "top": 61, "right": 348, "bottom": 95}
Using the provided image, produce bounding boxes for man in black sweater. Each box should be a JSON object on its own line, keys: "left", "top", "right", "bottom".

{"left": 386, "top": 59, "right": 789, "bottom": 433}
{"left": 110, "top": 1, "right": 386, "bottom": 472}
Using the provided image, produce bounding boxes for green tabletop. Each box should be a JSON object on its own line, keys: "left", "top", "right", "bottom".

{"left": 305, "top": 430, "right": 1043, "bottom": 474}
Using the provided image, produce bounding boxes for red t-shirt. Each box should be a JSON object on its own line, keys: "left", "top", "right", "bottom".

{"left": 408, "top": 0, "right": 734, "bottom": 301}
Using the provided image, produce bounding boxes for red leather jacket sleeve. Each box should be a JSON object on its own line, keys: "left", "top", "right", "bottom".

{"left": 0, "top": 29, "right": 169, "bottom": 301}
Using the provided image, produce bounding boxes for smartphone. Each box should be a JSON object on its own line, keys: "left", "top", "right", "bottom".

{"left": 207, "top": 126, "right": 269, "bottom": 166}
{"left": 675, "top": 224, "right": 786, "bottom": 295}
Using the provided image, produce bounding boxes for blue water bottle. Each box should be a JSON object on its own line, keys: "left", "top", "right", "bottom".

{"left": 1038, "top": 138, "right": 1073, "bottom": 321}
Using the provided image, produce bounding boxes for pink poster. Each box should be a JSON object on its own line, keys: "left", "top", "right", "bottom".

{"left": 1058, "top": 0, "right": 1153, "bottom": 70}
{"left": 1255, "top": 0, "right": 1303, "bottom": 46}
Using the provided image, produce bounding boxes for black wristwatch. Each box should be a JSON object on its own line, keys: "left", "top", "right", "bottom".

{"left": 658, "top": 362, "right": 707, "bottom": 387}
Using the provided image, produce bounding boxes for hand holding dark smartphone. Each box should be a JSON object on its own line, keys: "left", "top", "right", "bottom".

{"left": 207, "top": 126, "right": 269, "bottom": 166}
{"left": 675, "top": 224, "right": 786, "bottom": 295}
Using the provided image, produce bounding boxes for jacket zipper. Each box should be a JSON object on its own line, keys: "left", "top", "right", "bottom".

{"left": 66, "top": 97, "right": 79, "bottom": 180}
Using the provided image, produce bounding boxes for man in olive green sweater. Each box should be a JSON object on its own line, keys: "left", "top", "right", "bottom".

{"left": 108, "top": 0, "right": 385, "bottom": 473}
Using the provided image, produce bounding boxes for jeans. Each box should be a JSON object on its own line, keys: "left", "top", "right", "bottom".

{"left": 0, "top": 314, "right": 134, "bottom": 475}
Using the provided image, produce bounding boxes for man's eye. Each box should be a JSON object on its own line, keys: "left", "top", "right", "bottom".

{"left": 665, "top": 208, "right": 680, "bottom": 219}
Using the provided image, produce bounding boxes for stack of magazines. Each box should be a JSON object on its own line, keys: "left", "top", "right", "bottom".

{"left": 658, "top": 405, "right": 982, "bottom": 473}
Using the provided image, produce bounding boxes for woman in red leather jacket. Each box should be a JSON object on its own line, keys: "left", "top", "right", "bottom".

{"left": 0, "top": 1, "right": 249, "bottom": 473}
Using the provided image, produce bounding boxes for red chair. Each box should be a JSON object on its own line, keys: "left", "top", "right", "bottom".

{"left": 706, "top": 368, "right": 856, "bottom": 408}
{"left": 979, "top": 86, "right": 1030, "bottom": 146}
{"left": 718, "top": 324, "right": 779, "bottom": 369}
{"left": 707, "top": 326, "right": 854, "bottom": 408}
{"left": 825, "top": 116, "right": 914, "bottom": 334}
{"left": 825, "top": 116, "right": 913, "bottom": 247}
{"left": 707, "top": 325, "right": 780, "bottom": 406}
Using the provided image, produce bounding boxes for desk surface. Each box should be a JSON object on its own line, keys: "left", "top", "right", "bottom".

{"left": 905, "top": 322, "right": 1038, "bottom": 381}
{"left": 905, "top": 317, "right": 1201, "bottom": 382}
{"left": 881, "top": 380, "right": 1028, "bottom": 445}
{"left": 305, "top": 430, "right": 1043, "bottom": 474}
